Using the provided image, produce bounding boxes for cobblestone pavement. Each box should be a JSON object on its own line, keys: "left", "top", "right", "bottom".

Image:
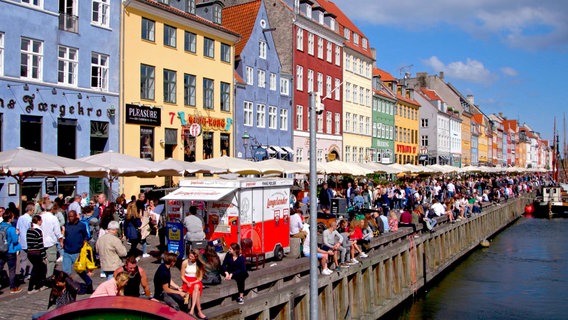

{"left": 0, "top": 236, "right": 168, "bottom": 320}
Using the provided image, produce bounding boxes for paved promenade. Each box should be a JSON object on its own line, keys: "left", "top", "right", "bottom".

{"left": 0, "top": 236, "right": 167, "bottom": 320}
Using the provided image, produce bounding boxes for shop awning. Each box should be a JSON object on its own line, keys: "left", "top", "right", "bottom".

{"left": 161, "top": 187, "right": 236, "bottom": 201}
{"left": 262, "top": 146, "right": 276, "bottom": 155}
{"left": 282, "top": 146, "right": 294, "bottom": 154}
{"left": 270, "top": 145, "right": 287, "bottom": 155}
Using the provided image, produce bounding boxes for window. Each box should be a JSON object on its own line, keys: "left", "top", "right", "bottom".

{"left": 256, "top": 104, "right": 265, "bottom": 128}
{"left": 352, "top": 114, "right": 357, "bottom": 133}
{"left": 259, "top": 41, "right": 267, "bottom": 59}
{"left": 334, "top": 113, "right": 340, "bottom": 134}
{"left": 334, "top": 79, "right": 340, "bottom": 100}
{"left": 204, "top": 37, "right": 214, "bottom": 58}
{"left": 317, "top": 113, "right": 323, "bottom": 133}
{"left": 221, "top": 43, "right": 230, "bottom": 62}
{"left": 335, "top": 46, "right": 340, "bottom": 66}
{"left": 202, "top": 131, "right": 213, "bottom": 159}
{"left": 346, "top": 55, "right": 351, "bottom": 71}
{"left": 366, "top": 117, "right": 370, "bottom": 135}
{"left": 307, "top": 69, "right": 313, "bottom": 92}
{"left": 307, "top": 33, "right": 314, "bottom": 55}
{"left": 220, "top": 133, "right": 230, "bottom": 156}
{"left": 296, "top": 105, "right": 303, "bottom": 130}
{"left": 345, "top": 112, "right": 351, "bottom": 132}
{"left": 345, "top": 83, "right": 351, "bottom": 102}
{"left": 326, "top": 76, "right": 331, "bottom": 98}
{"left": 212, "top": 4, "right": 222, "bottom": 24}
{"left": 296, "top": 66, "right": 303, "bottom": 91}
{"left": 352, "top": 147, "right": 357, "bottom": 162}
{"left": 359, "top": 147, "right": 364, "bottom": 163}
{"left": 362, "top": 38, "right": 368, "bottom": 49}
{"left": 317, "top": 38, "right": 323, "bottom": 59}
{"left": 22, "top": 0, "right": 42, "bottom": 7}
{"left": 268, "top": 106, "right": 277, "bottom": 129}
{"left": 163, "top": 69, "right": 176, "bottom": 103}
{"left": 141, "top": 64, "right": 155, "bottom": 100}
{"left": 220, "top": 82, "right": 230, "bottom": 112}
{"left": 326, "top": 42, "right": 332, "bottom": 62}
{"left": 184, "top": 31, "right": 196, "bottom": 53}
{"left": 296, "top": 148, "right": 303, "bottom": 162}
{"left": 157, "top": 0, "right": 169, "bottom": 4}
{"left": 21, "top": 115, "right": 42, "bottom": 152}
{"left": 57, "top": 119, "right": 77, "bottom": 159}
{"left": 359, "top": 115, "right": 364, "bottom": 133}
{"left": 280, "top": 78, "right": 289, "bottom": 96}
{"left": 183, "top": 73, "right": 196, "bottom": 106}
{"left": 0, "top": 33, "right": 3, "bottom": 75}
{"left": 58, "top": 46, "right": 78, "bottom": 86}
{"left": 352, "top": 85, "right": 358, "bottom": 104}
{"left": 353, "top": 33, "right": 359, "bottom": 45}
{"left": 270, "top": 73, "right": 277, "bottom": 91}
{"left": 141, "top": 18, "right": 155, "bottom": 41}
{"left": 296, "top": 28, "right": 303, "bottom": 51}
{"left": 163, "top": 25, "right": 176, "bottom": 47}
{"left": 21, "top": 38, "right": 43, "bottom": 80}
{"left": 90, "top": 52, "right": 108, "bottom": 90}
{"left": 246, "top": 67, "right": 254, "bottom": 85}
{"left": 326, "top": 111, "right": 332, "bottom": 133}
{"left": 92, "top": 0, "right": 110, "bottom": 28}
{"left": 280, "top": 109, "right": 288, "bottom": 131}
{"left": 366, "top": 89, "right": 371, "bottom": 106}
{"left": 317, "top": 73, "right": 323, "bottom": 95}
{"left": 359, "top": 87, "right": 364, "bottom": 105}
{"left": 421, "top": 135, "right": 428, "bottom": 147}
{"left": 203, "top": 78, "right": 214, "bottom": 109}
{"left": 345, "top": 146, "right": 350, "bottom": 163}
{"left": 353, "top": 58, "right": 358, "bottom": 74}
{"left": 186, "top": 0, "right": 195, "bottom": 14}
{"left": 344, "top": 28, "right": 350, "bottom": 40}
{"left": 421, "top": 118, "right": 428, "bottom": 127}
{"left": 360, "top": 60, "right": 364, "bottom": 75}
{"left": 244, "top": 101, "right": 253, "bottom": 126}
{"left": 258, "top": 70, "right": 265, "bottom": 88}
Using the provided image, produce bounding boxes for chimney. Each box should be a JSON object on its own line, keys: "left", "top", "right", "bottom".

{"left": 416, "top": 72, "right": 427, "bottom": 87}
{"left": 466, "top": 95, "right": 474, "bottom": 105}
{"left": 439, "top": 71, "right": 444, "bottom": 80}
{"left": 371, "top": 48, "right": 377, "bottom": 67}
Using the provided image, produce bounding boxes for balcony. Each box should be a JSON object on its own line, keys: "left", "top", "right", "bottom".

{"left": 59, "top": 13, "right": 79, "bottom": 33}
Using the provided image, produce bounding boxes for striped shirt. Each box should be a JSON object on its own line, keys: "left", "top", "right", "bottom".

{"left": 26, "top": 225, "right": 46, "bottom": 259}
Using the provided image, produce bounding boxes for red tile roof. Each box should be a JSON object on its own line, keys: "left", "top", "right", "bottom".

{"left": 420, "top": 88, "right": 443, "bottom": 102}
{"left": 373, "top": 67, "right": 396, "bottom": 82}
{"left": 234, "top": 70, "right": 246, "bottom": 85}
{"left": 140, "top": 0, "right": 240, "bottom": 39}
{"left": 223, "top": 0, "right": 261, "bottom": 56}
{"left": 503, "top": 119, "right": 518, "bottom": 132}
{"left": 317, "top": 0, "right": 374, "bottom": 59}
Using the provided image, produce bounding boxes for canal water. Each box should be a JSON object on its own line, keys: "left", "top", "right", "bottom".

{"left": 385, "top": 215, "right": 568, "bottom": 320}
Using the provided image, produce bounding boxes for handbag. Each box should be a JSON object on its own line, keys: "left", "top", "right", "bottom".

{"left": 202, "top": 271, "right": 222, "bottom": 285}
{"left": 73, "top": 242, "right": 97, "bottom": 273}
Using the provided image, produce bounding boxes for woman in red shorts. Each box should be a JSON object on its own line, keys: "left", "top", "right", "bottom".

{"left": 181, "top": 249, "right": 206, "bottom": 319}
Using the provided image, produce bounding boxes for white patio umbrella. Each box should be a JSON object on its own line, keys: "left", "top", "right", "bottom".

{"left": 358, "top": 162, "right": 401, "bottom": 175}
{"left": 157, "top": 158, "right": 227, "bottom": 175}
{"left": 0, "top": 147, "right": 108, "bottom": 200}
{"left": 195, "top": 156, "right": 264, "bottom": 175}
{"left": 256, "top": 158, "right": 310, "bottom": 174}
{"left": 79, "top": 151, "right": 180, "bottom": 198}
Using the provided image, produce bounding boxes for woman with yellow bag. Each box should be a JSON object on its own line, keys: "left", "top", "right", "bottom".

{"left": 62, "top": 210, "right": 94, "bottom": 294}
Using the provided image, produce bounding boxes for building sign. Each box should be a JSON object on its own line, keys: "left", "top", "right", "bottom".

{"left": 187, "top": 123, "right": 202, "bottom": 137}
{"left": 45, "top": 177, "right": 57, "bottom": 195}
{"left": 1, "top": 95, "right": 107, "bottom": 118}
{"left": 126, "top": 104, "right": 161, "bottom": 126}
{"left": 171, "top": 111, "right": 233, "bottom": 131}
{"left": 140, "top": 127, "right": 154, "bottom": 160}
{"left": 396, "top": 144, "right": 417, "bottom": 154}
{"left": 375, "top": 140, "right": 390, "bottom": 148}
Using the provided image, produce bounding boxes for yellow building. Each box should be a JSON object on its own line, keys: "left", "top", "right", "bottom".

{"left": 461, "top": 111, "right": 472, "bottom": 166}
{"left": 120, "top": 1, "right": 239, "bottom": 197}
{"left": 394, "top": 85, "right": 420, "bottom": 165}
{"left": 472, "top": 113, "right": 489, "bottom": 165}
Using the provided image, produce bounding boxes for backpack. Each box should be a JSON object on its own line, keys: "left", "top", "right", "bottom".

{"left": 0, "top": 225, "right": 9, "bottom": 253}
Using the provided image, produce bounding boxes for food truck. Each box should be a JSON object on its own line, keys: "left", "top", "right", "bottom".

{"left": 161, "top": 176, "right": 293, "bottom": 260}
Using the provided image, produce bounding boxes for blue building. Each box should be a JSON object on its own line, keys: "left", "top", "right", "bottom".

{"left": 224, "top": 0, "right": 293, "bottom": 161}
{"left": 0, "top": 0, "right": 120, "bottom": 205}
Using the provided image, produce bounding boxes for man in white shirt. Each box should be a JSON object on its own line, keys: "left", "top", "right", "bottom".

{"left": 16, "top": 204, "right": 34, "bottom": 279}
{"left": 40, "top": 202, "right": 64, "bottom": 277}
{"left": 68, "top": 195, "right": 82, "bottom": 216}
{"left": 446, "top": 181, "right": 456, "bottom": 198}
{"left": 289, "top": 209, "right": 306, "bottom": 241}
{"left": 430, "top": 199, "right": 445, "bottom": 217}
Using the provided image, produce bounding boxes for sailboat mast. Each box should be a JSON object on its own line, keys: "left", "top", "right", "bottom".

{"left": 553, "top": 117, "right": 558, "bottom": 182}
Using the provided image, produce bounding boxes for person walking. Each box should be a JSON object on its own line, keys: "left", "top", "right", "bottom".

{"left": 0, "top": 210, "right": 22, "bottom": 293}
{"left": 40, "top": 202, "right": 63, "bottom": 277}
{"left": 16, "top": 204, "right": 34, "bottom": 280}
{"left": 96, "top": 221, "right": 127, "bottom": 280}
{"left": 26, "top": 214, "right": 47, "bottom": 294}
{"left": 62, "top": 210, "right": 92, "bottom": 294}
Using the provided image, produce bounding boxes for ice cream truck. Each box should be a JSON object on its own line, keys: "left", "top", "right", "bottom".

{"left": 161, "top": 176, "right": 293, "bottom": 260}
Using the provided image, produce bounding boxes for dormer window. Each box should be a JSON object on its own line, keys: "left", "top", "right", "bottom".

{"left": 212, "top": 4, "right": 222, "bottom": 24}
{"left": 306, "top": 5, "right": 312, "bottom": 18}
{"left": 294, "top": 0, "right": 300, "bottom": 14}
{"left": 353, "top": 33, "right": 359, "bottom": 45}
{"left": 344, "top": 28, "right": 350, "bottom": 40}
{"left": 158, "top": 0, "right": 170, "bottom": 5}
{"left": 362, "top": 38, "right": 368, "bottom": 49}
{"left": 186, "top": 0, "right": 195, "bottom": 14}
{"left": 330, "top": 18, "right": 336, "bottom": 31}
{"left": 318, "top": 11, "right": 324, "bottom": 24}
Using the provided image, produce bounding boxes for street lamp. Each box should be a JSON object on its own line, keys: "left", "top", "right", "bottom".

{"left": 242, "top": 131, "right": 250, "bottom": 159}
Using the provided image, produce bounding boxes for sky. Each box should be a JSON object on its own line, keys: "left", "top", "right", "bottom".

{"left": 333, "top": 0, "right": 568, "bottom": 143}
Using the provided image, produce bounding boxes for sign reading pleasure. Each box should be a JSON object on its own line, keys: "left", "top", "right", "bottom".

{"left": 125, "top": 104, "right": 161, "bottom": 126}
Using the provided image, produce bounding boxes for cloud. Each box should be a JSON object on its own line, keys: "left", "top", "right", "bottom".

{"left": 423, "top": 56, "right": 493, "bottom": 83}
{"left": 500, "top": 67, "right": 518, "bottom": 76}
{"left": 332, "top": 0, "right": 568, "bottom": 50}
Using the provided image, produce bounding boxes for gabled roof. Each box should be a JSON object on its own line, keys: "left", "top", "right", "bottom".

{"left": 223, "top": 0, "right": 261, "bottom": 56}
{"left": 503, "top": 119, "right": 518, "bottom": 132}
{"left": 139, "top": 0, "right": 240, "bottom": 39}
{"left": 316, "top": 0, "right": 374, "bottom": 59}
{"left": 420, "top": 88, "right": 443, "bottom": 102}
{"left": 373, "top": 67, "right": 396, "bottom": 82}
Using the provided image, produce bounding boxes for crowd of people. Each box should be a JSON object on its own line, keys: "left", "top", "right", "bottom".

{"left": 289, "top": 172, "right": 549, "bottom": 275}
{"left": 0, "top": 191, "right": 249, "bottom": 320}
{"left": 0, "top": 171, "right": 552, "bottom": 317}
